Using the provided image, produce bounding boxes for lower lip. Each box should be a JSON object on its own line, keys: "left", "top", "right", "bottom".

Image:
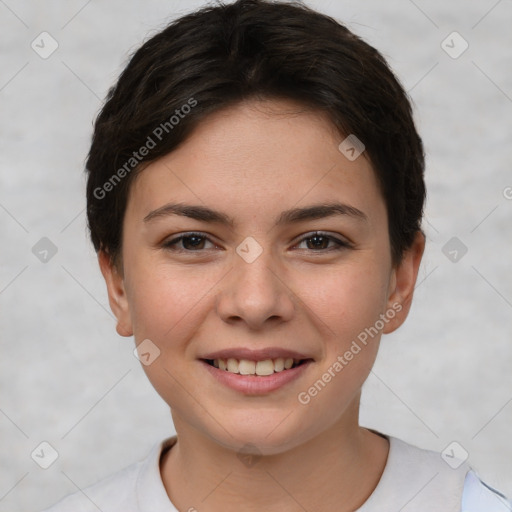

{"left": 200, "top": 360, "right": 313, "bottom": 394}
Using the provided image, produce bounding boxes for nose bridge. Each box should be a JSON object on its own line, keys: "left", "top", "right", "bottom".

{"left": 236, "top": 247, "right": 278, "bottom": 292}
{"left": 216, "top": 238, "right": 294, "bottom": 327}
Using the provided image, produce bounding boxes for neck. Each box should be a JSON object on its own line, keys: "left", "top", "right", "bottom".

{"left": 160, "top": 400, "right": 389, "bottom": 512}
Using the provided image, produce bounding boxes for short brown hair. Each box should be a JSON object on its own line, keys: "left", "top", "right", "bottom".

{"left": 86, "top": 0, "right": 425, "bottom": 266}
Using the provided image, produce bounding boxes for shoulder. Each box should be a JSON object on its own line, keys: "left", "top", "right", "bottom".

{"left": 359, "top": 433, "right": 510, "bottom": 512}
{"left": 462, "top": 470, "right": 512, "bottom": 512}
{"left": 40, "top": 437, "right": 177, "bottom": 512}
{"left": 40, "top": 460, "right": 142, "bottom": 512}
{"left": 39, "top": 462, "right": 141, "bottom": 512}
{"left": 389, "top": 436, "right": 512, "bottom": 511}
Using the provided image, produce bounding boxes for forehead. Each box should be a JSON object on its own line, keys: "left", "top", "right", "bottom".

{"left": 127, "top": 99, "right": 384, "bottom": 224}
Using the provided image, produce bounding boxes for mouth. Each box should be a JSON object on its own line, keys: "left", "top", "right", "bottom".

{"left": 198, "top": 348, "right": 315, "bottom": 393}
{"left": 202, "top": 357, "right": 313, "bottom": 376}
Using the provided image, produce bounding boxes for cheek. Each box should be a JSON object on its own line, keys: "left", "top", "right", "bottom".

{"left": 125, "top": 259, "right": 214, "bottom": 343}
{"left": 298, "top": 262, "right": 389, "bottom": 346}
{"left": 124, "top": 261, "right": 215, "bottom": 408}
{"left": 292, "top": 265, "right": 388, "bottom": 427}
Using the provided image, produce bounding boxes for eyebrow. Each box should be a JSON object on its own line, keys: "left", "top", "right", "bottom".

{"left": 143, "top": 201, "right": 368, "bottom": 226}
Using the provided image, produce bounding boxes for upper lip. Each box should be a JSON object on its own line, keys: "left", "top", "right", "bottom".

{"left": 200, "top": 347, "right": 314, "bottom": 361}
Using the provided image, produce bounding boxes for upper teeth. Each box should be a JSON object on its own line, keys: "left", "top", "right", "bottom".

{"left": 213, "top": 357, "right": 296, "bottom": 376}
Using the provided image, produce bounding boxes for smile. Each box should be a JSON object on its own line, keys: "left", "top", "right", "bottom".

{"left": 200, "top": 357, "right": 314, "bottom": 394}
{"left": 204, "top": 357, "right": 311, "bottom": 376}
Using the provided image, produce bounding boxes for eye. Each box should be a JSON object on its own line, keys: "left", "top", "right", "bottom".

{"left": 162, "top": 232, "right": 217, "bottom": 251}
{"left": 161, "top": 231, "right": 351, "bottom": 254}
{"left": 294, "top": 232, "right": 351, "bottom": 252}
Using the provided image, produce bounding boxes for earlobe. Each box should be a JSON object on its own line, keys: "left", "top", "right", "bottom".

{"left": 98, "top": 251, "right": 134, "bottom": 337}
{"left": 383, "top": 231, "right": 426, "bottom": 334}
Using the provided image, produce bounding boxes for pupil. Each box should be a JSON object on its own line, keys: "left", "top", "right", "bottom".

{"left": 308, "top": 235, "right": 327, "bottom": 249}
{"left": 184, "top": 236, "right": 203, "bottom": 249}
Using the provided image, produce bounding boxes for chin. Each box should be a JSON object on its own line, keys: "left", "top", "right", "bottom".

{"left": 204, "top": 410, "right": 314, "bottom": 455}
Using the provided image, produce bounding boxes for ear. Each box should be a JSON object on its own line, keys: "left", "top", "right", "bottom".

{"left": 98, "top": 251, "right": 133, "bottom": 337}
{"left": 383, "top": 231, "right": 425, "bottom": 334}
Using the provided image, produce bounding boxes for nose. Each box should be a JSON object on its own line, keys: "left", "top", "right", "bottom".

{"left": 215, "top": 247, "right": 295, "bottom": 330}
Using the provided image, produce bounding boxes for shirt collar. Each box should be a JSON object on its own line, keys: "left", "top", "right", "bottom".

{"left": 136, "top": 436, "right": 178, "bottom": 512}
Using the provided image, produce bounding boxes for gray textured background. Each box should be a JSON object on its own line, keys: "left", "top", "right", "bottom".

{"left": 1, "top": 0, "right": 511, "bottom": 510}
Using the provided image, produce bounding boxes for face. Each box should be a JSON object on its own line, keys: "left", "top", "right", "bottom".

{"left": 100, "top": 99, "right": 424, "bottom": 455}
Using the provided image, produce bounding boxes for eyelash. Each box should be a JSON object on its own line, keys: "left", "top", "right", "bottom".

{"left": 162, "top": 231, "right": 352, "bottom": 253}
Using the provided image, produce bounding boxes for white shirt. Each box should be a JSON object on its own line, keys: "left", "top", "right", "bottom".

{"left": 42, "top": 434, "right": 511, "bottom": 512}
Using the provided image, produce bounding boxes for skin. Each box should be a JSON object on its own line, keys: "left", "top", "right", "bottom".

{"left": 100, "top": 98, "right": 425, "bottom": 512}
